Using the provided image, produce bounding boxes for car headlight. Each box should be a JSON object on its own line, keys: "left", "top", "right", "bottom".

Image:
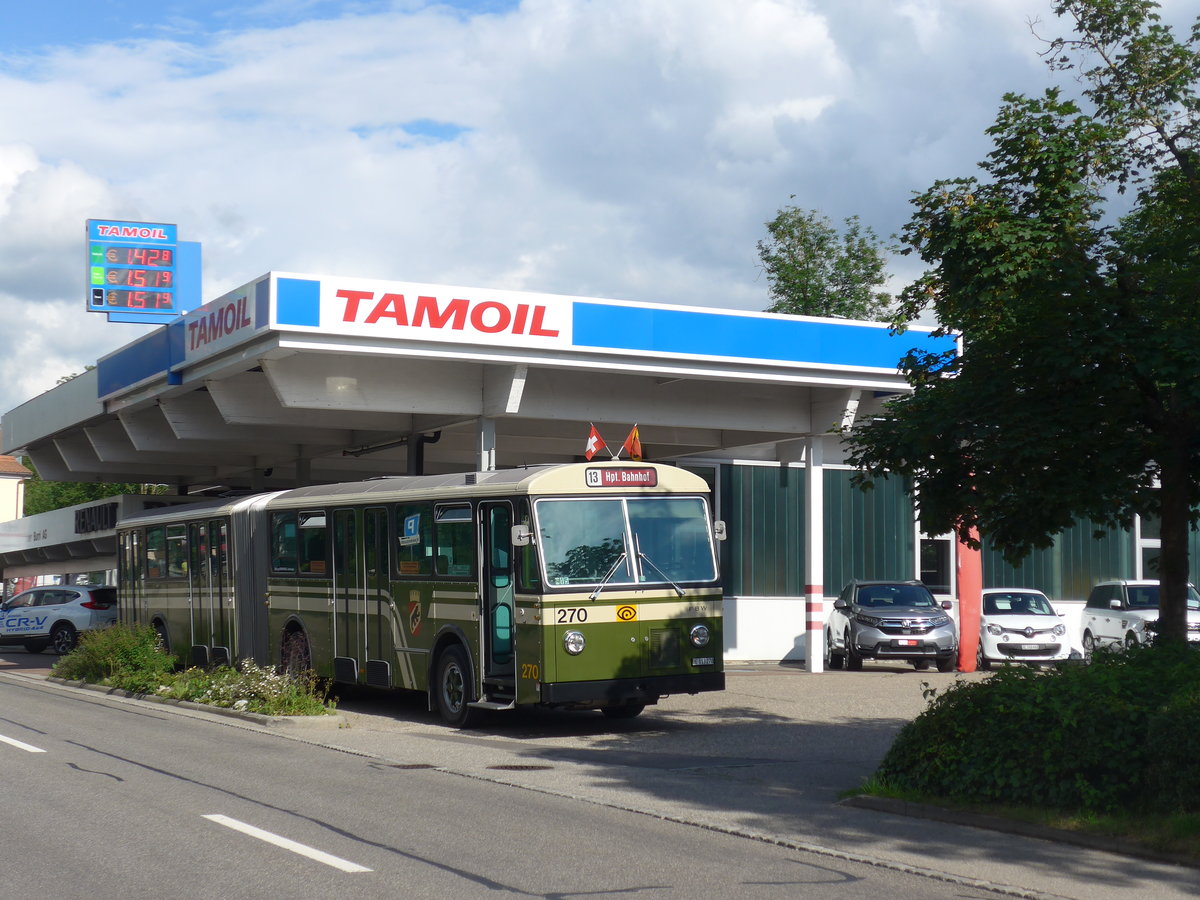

{"left": 563, "top": 630, "right": 586, "bottom": 655}
{"left": 987, "top": 624, "right": 1003, "bottom": 636}
{"left": 1053, "top": 624, "right": 1066, "bottom": 636}
{"left": 689, "top": 624, "right": 711, "bottom": 647}
{"left": 855, "top": 613, "right": 883, "bottom": 627}
{"left": 928, "top": 615, "right": 950, "bottom": 628}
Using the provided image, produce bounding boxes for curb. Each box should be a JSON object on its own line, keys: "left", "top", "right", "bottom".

{"left": 44, "top": 676, "right": 347, "bottom": 728}
{"left": 841, "top": 795, "right": 1199, "bottom": 870}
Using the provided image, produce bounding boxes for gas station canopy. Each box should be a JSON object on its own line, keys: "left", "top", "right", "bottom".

{"left": 2, "top": 273, "right": 954, "bottom": 493}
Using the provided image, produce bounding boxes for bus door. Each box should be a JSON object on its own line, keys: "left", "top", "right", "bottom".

{"left": 481, "top": 502, "right": 515, "bottom": 681}
{"left": 118, "top": 530, "right": 143, "bottom": 626}
{"left": 189, "top": 520, "right": 231, "bottom": 667}
{"left": 332, "top": 508, "right": 363, "bottom": 683}
{"left": 363, "top": 507, "right": 393, "bottom": 687}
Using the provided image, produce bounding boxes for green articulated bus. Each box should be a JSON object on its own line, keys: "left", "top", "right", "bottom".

{"left": 117, "top": 462, "right": 726, "bottom": 726}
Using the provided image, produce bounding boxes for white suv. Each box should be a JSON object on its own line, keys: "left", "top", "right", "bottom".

{"left": 0, "top": 585, "right": 117, "bottom": 654}
{"left": 1080, "top": 580, "right": 1200, "bottom": 657}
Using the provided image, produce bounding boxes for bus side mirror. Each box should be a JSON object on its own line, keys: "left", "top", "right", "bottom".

{"left": 713, "top": 520, "right": 727, "bottom": 542}
{"left": 511, "top": 524, "right": 534, "bottom": 546}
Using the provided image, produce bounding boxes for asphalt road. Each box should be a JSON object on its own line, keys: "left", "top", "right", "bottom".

{"left": 1, "top": 649, "right": 1196, "bottom": 899}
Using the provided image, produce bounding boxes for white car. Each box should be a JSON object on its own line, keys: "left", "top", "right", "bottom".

{"left": 0, "top": 585, "right": 118, "bottom": 654}
{"left": 1081, "top": 580, "right": 1200, "bottom": 656}
{"left": 977, "top": 588, "right": 1072, "bottom": 669}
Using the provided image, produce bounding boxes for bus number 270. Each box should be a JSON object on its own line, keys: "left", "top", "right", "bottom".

{"left": 556, "top": 607, "right": 588, "bottom": 624}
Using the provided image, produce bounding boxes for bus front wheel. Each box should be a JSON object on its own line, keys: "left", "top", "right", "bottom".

{"left": 435, "top": 645, "right": 477, "bottom": 728}
{"left": 601, "top": 702, "right": 646, "bottom": 720}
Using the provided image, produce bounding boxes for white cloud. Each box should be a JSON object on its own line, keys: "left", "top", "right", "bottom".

{"left": 0, "top": 0, "right": 1120, "bottom": 417}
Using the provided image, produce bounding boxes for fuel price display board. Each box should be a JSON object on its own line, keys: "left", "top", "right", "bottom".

{"left": 86, "top": 220, "right": 179, "bottom": 316}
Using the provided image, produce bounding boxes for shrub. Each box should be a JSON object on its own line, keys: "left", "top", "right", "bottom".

{"left": 157, "top": 661, "right": 330, "bottom": 716}
{"left": 876, "top": 643, "right": 1200, "bottom": 813}
{"left": 1145, "top": 686, "right": 1200, "bottom": 812}
{"left": 52, "top": 624, "right": 177, "bottom": 694}
{"left": 53, "top": 624, "right": 332, "bottom": 716}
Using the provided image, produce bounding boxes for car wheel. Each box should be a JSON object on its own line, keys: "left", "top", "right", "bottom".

{"left": 912, "top": 660, "right": 930, "bottom": 671}
{"left": 936, "top": 654, "right": 957, "bottom": 673}
{"left": 1125, "top": 631, "right": 1140, "bottom": 651}
{"left": 50, "top": 623, "right": 78, "bottom": 655}
{"left": 976, "top": 642, "right": 991, "bottom": 671}
{"left": 601, "top": 703, "right": 646, "bottom": 720}
{"left": 23, "top": 640, "right": 48, "bottom": 654}
{"left": 435, "top": 644, "right": 478, "bottom": 728}
{"left": 845, "top": 631, "right": 864, "bottom": 671}
{"left": 1082, "top": 631, "right": 1095, "bottom": 662}
{"left": 823, "top": 630, "right": 844, "bottom": 670}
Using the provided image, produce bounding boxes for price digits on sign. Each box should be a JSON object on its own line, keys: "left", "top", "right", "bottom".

{"left": 99, "top": 246, "right": 174, "bottom": 267}
{"left": 104, "top": 268, "right": 174, "bottom": 287}
{"left": 103, "top": 290, "right": 175, "bottom": 310}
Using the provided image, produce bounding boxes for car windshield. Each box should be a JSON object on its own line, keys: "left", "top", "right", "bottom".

{"left": 1128, "top": 584, "right": 1200, "bottom": 609}
{"left": 855, "top": 584, "right": 936, "bottom": 609}
{"left": 983, "top": 592, "right": 1055, "bottom": 616}
{"left": 535, "top": 496, "right": 717, "bottom": 588}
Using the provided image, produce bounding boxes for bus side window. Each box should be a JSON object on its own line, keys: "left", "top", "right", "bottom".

{"left": 435, "top": 504, "right": 475, "bottom": 578}
{"left": 299, "top": 510, "right": 327, "bottom": 576}
{"left": 271, "top": 512, "right": 297, "bottom": 573}
{"left": 515, "top": 501, "right": 541, "bottom": 591}
{"left": 146, "top": 526, "right": 166, "bottom": 579}
{"left": 395, "top": 503, "right": 433, "bottom": 576}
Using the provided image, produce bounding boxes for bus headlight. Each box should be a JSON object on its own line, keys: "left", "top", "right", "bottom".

{"left": 690, "top": 624, "right": 711, "bottom": 648}
{"left": 563, "top": 630, "right": 586, "bottom": 655}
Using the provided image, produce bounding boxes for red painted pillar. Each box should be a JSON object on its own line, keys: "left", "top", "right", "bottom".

{"left": 956, "top": 528, "right": 982, "bottom": 672}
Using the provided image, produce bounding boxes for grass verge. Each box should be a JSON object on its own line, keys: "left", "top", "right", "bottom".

{"left": 52, "top": 624, "right": 334, "bottom": 716}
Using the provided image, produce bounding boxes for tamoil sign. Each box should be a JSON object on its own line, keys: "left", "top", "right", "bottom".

{"left": 274, "top": 275, "right": 573, "bottom": 350}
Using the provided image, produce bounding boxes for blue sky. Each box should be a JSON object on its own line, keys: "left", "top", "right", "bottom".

{"left": 0, "top": 0, "right": 1190, "bottom": 417}
{"left": 0, "top": 2, "right": 520, "bottom": 52}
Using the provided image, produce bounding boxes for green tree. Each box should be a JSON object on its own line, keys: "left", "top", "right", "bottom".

{"left": 844, "top": 0, "right": 1199, "bottom": 642}
{"left": 21, "top": 456, "right": 151, "bottom": 516}
{"left": 758, "top": 204, "right": 893, "bottom": 320}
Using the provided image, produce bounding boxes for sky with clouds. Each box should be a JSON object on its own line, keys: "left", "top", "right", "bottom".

{"left": 0, "top": 0, "right": 1187, "bottom": 422}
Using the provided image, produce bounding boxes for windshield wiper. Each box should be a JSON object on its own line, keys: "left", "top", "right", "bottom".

{"left": 588, "top": 552, "right": 628, "bottom": 601}
{"left": 635, "top": 534, "right": 685, "bottom": 597}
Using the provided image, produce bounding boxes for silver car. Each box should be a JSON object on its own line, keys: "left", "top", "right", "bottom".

{"left": 0, "top": 585, "right": 117, "bottom": 654}
{"left": 826, "top": 580, "right": 958, "bottom": 672}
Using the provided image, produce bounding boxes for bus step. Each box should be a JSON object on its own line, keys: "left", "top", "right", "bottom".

{"left": 469, "top": 700, "right": 515, "bottom": 711}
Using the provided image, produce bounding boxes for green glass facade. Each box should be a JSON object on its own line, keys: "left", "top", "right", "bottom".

{"left": 719, "top": 464, "right": 915, "bottom": 596}
{"left": 719, "top": 461, "right": 1180, "bottom": 603}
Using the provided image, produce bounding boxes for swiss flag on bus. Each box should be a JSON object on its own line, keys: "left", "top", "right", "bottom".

{"left": 584, "top": 425, "right": 607, "bottom": 461}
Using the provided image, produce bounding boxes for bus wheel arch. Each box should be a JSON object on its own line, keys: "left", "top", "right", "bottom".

{"left": 279, "top": 620, "right": 312, "bottom": 675}
{"left": 151, "top": 617, "right": 171, "bottom": 655}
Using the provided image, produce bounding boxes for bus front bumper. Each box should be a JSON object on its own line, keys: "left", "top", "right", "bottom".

{"left": 540, "top": 671, "right": 725, "bottom": 708}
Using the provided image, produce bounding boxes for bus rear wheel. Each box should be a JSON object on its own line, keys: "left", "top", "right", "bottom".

{"left": 435, "top": 645, "right": 477, "bottom": 728}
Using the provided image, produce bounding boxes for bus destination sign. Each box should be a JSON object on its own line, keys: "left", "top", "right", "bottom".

{"left": 585, "top": 467, "right": 658, "bottom": 488}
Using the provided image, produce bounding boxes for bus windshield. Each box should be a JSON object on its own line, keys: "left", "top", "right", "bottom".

{"left": 536, "top": 496, "right": 717, "bottom": 588}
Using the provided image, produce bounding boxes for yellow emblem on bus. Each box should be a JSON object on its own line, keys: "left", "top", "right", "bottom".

{"left": 616, "top": 605, "right": 638, "bottom": 622}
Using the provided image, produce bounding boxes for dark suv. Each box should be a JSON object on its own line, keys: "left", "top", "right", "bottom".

{"left": 826, "top": 580, "right": 958, "bottom": 671}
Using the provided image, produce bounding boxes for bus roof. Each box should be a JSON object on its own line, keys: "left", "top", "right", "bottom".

{"left": 118, "top": 463, "right": 709, "bottom": 528}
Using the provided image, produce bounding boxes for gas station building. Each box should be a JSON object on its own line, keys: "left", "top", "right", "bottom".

{"left": 0, "top": 272, "right": 1168, "bottom": 662}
